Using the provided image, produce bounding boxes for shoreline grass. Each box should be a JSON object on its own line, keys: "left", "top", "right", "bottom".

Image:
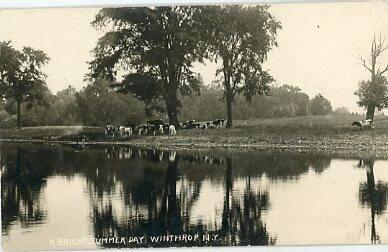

{"left": 1, "top": 115, "right": 388, "bottom": 155}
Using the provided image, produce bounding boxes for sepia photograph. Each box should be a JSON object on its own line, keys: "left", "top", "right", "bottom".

{"left": 1, "top": 0, "right": 388, "bottom": 251}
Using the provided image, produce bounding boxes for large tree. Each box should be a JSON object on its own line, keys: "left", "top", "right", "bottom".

{"left": 202, "top": 5, "right": 281, "bottom": 128}
{"left": 89, "top": 7, "right": 205, "bottom": 127}
{"left": 0, "top": 41, "right": 50, "bottom": 128}
{"left": 357, "top": 34, "right": 388, "bottom": 122}
{"left": 355, "top": 76, "right": 388, "bottom": 120}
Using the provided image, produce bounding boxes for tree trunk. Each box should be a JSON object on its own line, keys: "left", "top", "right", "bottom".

{"left": 366, "top": 104, "right": 375, "bottom": 122}
{"left": 222, "top": 157, "right": 233, "bottom": 233}
{"left": 165, "top": 90, "right": 180, "bottom": 128}
{"left": 16, "top": 100, "right": 22, "bottom": 129}
{"left": 226, "top": 92, "right": 233, "bottom": 128}
{"left": 365, "top": 160, "right": 378, "bottom": 243}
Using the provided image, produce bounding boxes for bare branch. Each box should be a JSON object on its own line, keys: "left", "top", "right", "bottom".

{"left": 378, "top": 64, "right": 388, "bottom": 76}
{"left": 359, "top": 33, "right": 388, "bottom": 76}
{"left": 358, "top": 54, "right": 372, "bottom": 73}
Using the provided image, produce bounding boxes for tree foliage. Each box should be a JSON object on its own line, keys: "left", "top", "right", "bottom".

{"left": 0, "top": 41, "right": 50, "bottom": 128}
{"left": 201, "top": 5, "right": 281, "bottom": 127}
{"left": 333, "top": 106, "right": 350, "bottom": 115}
{"left": 75, "top": 79, "right": 146, "bottom": 126}
{"left": 355, "top": 76, "right": 388, "bottom": 112}
{"left": 89, "top": 7, "right": 205, "bottom": 126}
{"left": 309, "top": 94, "right": 332, "bottom": 116}
{"left": 180, "top": 84, "right": 313, "bottom": 121}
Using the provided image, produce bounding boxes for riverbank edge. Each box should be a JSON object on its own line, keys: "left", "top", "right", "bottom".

{"left": 1, "top": 137, "right": 388, "bottom": 159}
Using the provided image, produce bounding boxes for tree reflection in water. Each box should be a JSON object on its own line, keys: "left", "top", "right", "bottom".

{"left": 358, "top": 159, "right": 388, "bottom": 244}
{"left": 1, "top": 143, "right": 336, "bottom": 247}
{"left": 89, "top": 152, "right": 276, "bottom": 248}
{"left": 221, "top": 158, "right": 275, "bottom": 246}
{"left": 1, "top": 146, "right": 54, "bottom": 235}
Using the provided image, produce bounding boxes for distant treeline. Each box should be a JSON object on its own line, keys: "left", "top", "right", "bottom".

{"left": 0, "top": 80, "right": 341, "bottom": 128}
{"left": 180, "top": 84, "right": 337, "bottom": 121}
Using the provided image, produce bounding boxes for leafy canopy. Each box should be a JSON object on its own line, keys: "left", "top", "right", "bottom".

{"left": 355, "top": 75, "right": 388, "bottom": 111}
{"left": 309, "top": 94, "right": 332, "bottom": 116}
{"left": 202, "top": 5, "right": 281, "bottom": 101}
{"left": 0, "top": 41, "right": 50, "bottom": 108}
{"left": 89, "top": 7, "right": 205, "bottom": 106}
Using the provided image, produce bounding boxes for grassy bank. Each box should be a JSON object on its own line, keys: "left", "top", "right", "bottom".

{"left": 0, "top": 126, "right": 102, "bottom": 140}
{"left": 1, "top": 115, "right": 388, "bottom": 154}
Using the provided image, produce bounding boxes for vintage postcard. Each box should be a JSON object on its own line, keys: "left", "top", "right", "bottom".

{"left": 1, "top": 1, "right": 388, "bottom": 251}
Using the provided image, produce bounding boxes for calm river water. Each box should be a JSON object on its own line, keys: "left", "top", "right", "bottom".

{"left": 1, "top": 142, "right": 388, "bottom": 250}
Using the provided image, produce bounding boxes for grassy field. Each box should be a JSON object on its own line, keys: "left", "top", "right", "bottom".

{"left": 1, "top": 114, "right": 388, "bottom": 153}
{"left": 0, "top": 126, "right": 102, "bottom": 140}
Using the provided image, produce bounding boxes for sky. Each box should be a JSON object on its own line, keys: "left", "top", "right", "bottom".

{"left": 1, "top": 2, "right": 388, "bottom": 112}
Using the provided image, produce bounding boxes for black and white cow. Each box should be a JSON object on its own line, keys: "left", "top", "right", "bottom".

{"left": 183, "top": 120, "right": 200, "bottom": 129}
{"left": 148, "top": 125, "right": 158, "bottom": 136}
{"left": 169, "top": 125, "right": 176, "bottom": 135}
{"left": 117, "top": 125, "right": 126, "bottom": 137}
{"left": 124, "top": 127, "right": 132, "bottom": 137}
{"left": 105, "top": 125, "right": 116, "bottom": 136}
{"left": 213, "top": 118, "right": 226, "bottom": 129}
{"left": 352, "top": 119, "right": 373, "bottom": 129}
{"left": 147, "top": 119, "right": 164, "bottom": 127}
{"left": 137, "top": 124, "right": 148, "bottom": 135}
{"left": 158, "top": 125, "right": 164, "bottom": 135}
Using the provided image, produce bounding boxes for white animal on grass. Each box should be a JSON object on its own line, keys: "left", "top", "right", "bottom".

{"left": 158, "top": 125, "right": 164, "bottom": 134}
{"left": 124, "top": 127, "right": 132, "bottom": 137}
{"left": 117, "top": 126, "right": 125, "bottom": 137}
{"left": 169, "top": 125, "right": 176, "bottom": 135}
{"left": 352, "top": 119, "right": 373, "bottom": 129}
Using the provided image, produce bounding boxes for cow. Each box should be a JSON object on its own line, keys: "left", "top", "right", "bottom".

{"left": 137, "top": 124, "right": 148, "bottom": 135}
{"left": 183, "top": 120, "right": 200, "bottom": 129}
{"left": 213, "top": 119, "right": 225, "bottom": 129}
{"left": 124, "top": 127, "right": 132, "bottom": 137}
{"left": 147, "top": 125, "right": 157, "bottom": 136}
{"left": 163, "top": 123, "right": 170, "bottom": 133}
{"left": 117, "top": 125, "right": 126, "bottom": 137}
{"left": 169, "top": 125, "right": 176, "bottom": 135}
{"left": 104, "top": 125, "right": 116, "bottom": 136}
{"left": 147, "top": 119, "right": 164, "bottom": 127}
{"left": 352, "top": 119, "right": 373, "bottom": 129}
{"left": 207, "top": 122, "right": 216, "bottom": 129}
{"left": 158, "top": 125, "right": 164, "bottom": 135}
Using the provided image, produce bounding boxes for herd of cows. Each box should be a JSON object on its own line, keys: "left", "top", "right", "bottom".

{"left": 104, "top": 118, "right": 227, "bottom": 138}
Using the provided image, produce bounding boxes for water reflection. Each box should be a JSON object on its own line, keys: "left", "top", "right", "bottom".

{"left": 221, "top": 158, "right": 274, "bottom": 245}
{"left": 1, "top": 143, "right": 388, "bottom": 249}
{"left": 1, "top": 148, "right": 52, "bottom": 235}
{"left": 357, "top": 159, "right": 388, "bottom": 244}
